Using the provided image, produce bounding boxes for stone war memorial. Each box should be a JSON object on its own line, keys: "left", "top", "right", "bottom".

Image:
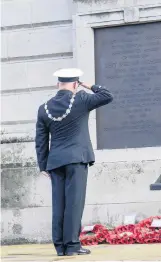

{"left": 95, "top": 22, "right": 161, "bottom": 149}
{"left": 1, "top": 0, "right": 161, "bottom": 247}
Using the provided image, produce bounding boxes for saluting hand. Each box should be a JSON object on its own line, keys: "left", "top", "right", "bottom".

{"left": 78, "top": 82, "right": 92, "bottom": 90}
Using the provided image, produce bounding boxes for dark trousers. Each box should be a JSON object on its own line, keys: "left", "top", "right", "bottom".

{"left": 50, "top": 163, "right": 88, "bottom": 253}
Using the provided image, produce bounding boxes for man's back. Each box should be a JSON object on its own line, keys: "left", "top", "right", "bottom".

{"left": 35, "top": 69, "right": 113, "bottom": 256}
{"left": 35, "top": 85, "right": 113, "bottom": 172}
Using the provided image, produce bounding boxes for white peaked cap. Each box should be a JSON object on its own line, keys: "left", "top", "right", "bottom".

{"left": 53, "top": 68, "right": 84, "bottom": 77}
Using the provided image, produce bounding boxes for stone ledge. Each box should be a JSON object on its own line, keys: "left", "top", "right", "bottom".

{"left": 1, "top": 136, "right": 34, "bottom": 144}
{"left": 1, "top": 162, "right": 37, "bottom": 169}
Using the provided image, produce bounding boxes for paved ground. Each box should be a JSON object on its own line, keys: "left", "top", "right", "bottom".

{"left": 1, "top": 243, "right": 161, "bottom": 262}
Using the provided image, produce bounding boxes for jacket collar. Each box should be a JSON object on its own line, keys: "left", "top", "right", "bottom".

{"left": 56, "top": 89, "right": 73, "bottom": 97}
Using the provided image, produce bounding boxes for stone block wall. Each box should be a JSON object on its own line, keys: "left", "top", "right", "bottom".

{"left": 1, "top": 0, "right": 73, "bottom": 244}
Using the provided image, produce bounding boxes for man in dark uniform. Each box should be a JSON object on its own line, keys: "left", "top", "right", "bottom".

{"left": 35, "top": 68, "right": 113, "bottom": 256}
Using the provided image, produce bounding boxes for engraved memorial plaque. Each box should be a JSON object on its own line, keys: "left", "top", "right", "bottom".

{"left": 95, "top": 22, "right": 161, "bottom": 149}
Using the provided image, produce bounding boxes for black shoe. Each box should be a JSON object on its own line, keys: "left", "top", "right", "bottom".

{"left": 57, "top": 252, "right": 64, "bottom": 256}
{"left": 66, "top": 248, "right": 91, "bottom": 256}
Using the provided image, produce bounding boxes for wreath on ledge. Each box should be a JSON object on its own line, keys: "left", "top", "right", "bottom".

{"left": 80, "top": 216, "right": 161, "bottom": 245}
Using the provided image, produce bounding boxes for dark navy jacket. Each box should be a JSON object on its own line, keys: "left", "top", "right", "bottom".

{"left": 35, "top": 85, "right": 113, "bottom": 171}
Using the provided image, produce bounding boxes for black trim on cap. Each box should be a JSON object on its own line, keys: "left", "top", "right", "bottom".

{"left": 58, "top": 77, "right": 79, "bottom": 83}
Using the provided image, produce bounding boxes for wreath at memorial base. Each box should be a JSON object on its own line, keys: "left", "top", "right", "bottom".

{"left": 80, "top": 216, "right": 161, "bottom": 246}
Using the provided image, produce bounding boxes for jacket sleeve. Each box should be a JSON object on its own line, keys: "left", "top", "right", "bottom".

{"left": 35, "top": 106, "right": 49, "bottom": 172}
{"left": 81, "top": 85, "right": 113, "bottom": 111}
